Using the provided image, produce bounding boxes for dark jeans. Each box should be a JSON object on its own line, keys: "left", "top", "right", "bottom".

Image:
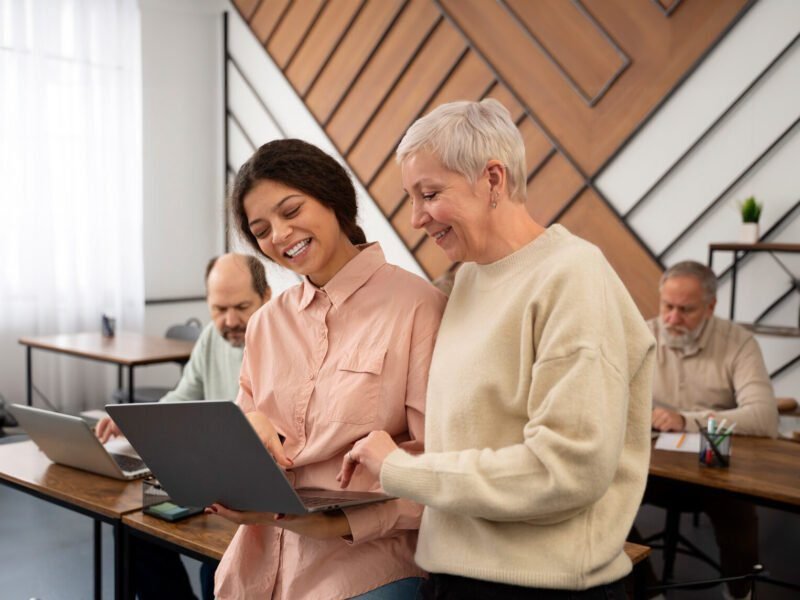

{"left": 131, "top": 536, "right": 218, "bottom": 600}
{"left": 418, "top": 574, "right": 626, "bottom": 600}
{"left": 634, "top": 478, "right": 758, "bottom": 598}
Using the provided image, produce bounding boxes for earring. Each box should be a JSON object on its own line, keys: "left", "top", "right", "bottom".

{"left": 490, "top": 191, "right": 498, "bottom": 209}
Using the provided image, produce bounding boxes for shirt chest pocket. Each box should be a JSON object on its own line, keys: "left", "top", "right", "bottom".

{"left": 327, "top": 346, "right": 386, "bottom": 425}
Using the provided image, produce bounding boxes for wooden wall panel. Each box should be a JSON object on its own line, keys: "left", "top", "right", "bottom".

{"left": 326, "top": 0, "right": 440, "bottom": 152}
{"left": 305, "top": 0, "right": 404, "bottom": 122}
{"left": 233, "top": 0, "right": 261, "bottom": 22}
{"left": 558, "top": 189, "right": 661, "bottom": 318}
{"left": 250, "top": 0, "right": 291, "bottom": 44}
{"left": 369, "top": 161, "right": 405, "bottom": 215}
{"left": 524, "top": 153, "right": 584, "bottom": 225}
{"left": 267, "top": 0, "right": 325, "bottom": 68}
{"left": 234, "top": 0, "right": 751, "bottom": 312}
{"left": 347, "top": 24, "right": 466, "bottom": 183}
{"left": 440, "top": 0, "right": 749, "bottom": 173}
{"left": 285, "top": 0, "right": 363, "bottom": 96}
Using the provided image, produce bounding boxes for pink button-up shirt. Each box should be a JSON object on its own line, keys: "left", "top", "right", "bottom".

{"left": 214, "top": 243, "right": 446, "bottom": 600}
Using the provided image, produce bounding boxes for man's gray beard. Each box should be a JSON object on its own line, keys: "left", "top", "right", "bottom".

{"left": 662, "top": 320, "right": 705, "bottom": 350}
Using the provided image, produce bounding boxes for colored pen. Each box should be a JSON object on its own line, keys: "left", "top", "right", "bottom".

{"left": 676, "top": 432, "right": 686, "bottom": 449}
{"left": 717, "top": 418, "right": 728, "bottom": 433}
{"left": 708, "top": 417, "right": 716, "bottom": 435}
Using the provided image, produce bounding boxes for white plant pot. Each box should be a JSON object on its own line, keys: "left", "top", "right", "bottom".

{"left": 740, "top": 222, "right": 760, "bottom": 244}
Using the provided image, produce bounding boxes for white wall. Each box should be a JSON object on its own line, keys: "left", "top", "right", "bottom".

{"left": 597, "top": 0, "right": 800, "bottom": 400}
{"left": 136, "top": 0, "right": 227, "bottom": 389}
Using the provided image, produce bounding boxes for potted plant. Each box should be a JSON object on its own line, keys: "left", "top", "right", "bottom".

{"left": 739, "top": 196, "right": 762, "bottom": 244}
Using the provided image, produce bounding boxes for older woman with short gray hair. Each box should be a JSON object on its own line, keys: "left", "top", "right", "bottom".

{"left": 339, "top": 99, "right": 655, "bottom": 599}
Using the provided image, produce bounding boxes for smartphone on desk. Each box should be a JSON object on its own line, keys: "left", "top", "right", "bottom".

{"left": 144, "top": 501, "right": 204, "bottom": 522}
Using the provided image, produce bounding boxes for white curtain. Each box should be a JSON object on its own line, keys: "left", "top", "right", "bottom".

{"left": 0, "top": 0, "right": 144, "bottom": 412}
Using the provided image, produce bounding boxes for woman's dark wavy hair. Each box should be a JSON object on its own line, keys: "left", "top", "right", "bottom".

{"left": 230, "top": 139, "right": 367, "bottom": 256}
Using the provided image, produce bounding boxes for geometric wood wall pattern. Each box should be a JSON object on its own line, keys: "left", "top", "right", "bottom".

{"left": 232, "top": 0, "right": 752, "bottom": 317}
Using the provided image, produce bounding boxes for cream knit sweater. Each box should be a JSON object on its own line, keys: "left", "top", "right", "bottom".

{"left": 381, "top": 225, "right": 655, "bottom": 590}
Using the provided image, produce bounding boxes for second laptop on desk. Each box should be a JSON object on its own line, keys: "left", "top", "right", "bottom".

{"left": 106, "top": 400, "right": 393, "bottom": 514}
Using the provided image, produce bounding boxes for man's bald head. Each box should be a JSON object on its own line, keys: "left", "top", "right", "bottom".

{"left": 205, "top": 254, "right": 270, "bottom": 347}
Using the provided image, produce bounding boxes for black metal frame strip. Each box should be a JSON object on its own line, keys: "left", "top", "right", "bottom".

{"left": 223, "top": 12, "right": 231, "bottom": 252}
{"left": 227, "top": 53, "right": 288, "bottom": 138}
{"left": 772, "top": 353, "right": 800, "bottom": 380}
{"left": 339, "top": 16, "right": 446, "bottom": 156}
{"left": 499, "top": 0, "right": 631, "bottom": 107}
{"left": 145, "top": 296, "right": 206, "bottom": 305}
{"left": 659, "top": 116, "right": 800, "bottom": 259}
{"left": 625, "top": 33, "right": 799, "bottom": 220}
{"left": 302, "top": 0, "right": 367, "bottom": 99}
{"left": 321, "top": 0, "right": 411, "bottom": 127}
{"left": 283, "top": 0, "right": 328, "bottom": 73}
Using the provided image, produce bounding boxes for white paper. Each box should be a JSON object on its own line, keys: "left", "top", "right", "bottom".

{"left": 654, "top": 432, "right": 700, "bottom": 453}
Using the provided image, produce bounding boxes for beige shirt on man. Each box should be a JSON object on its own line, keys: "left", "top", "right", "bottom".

{"left": 648, "top": 315, "right": 777, "bottom": 437}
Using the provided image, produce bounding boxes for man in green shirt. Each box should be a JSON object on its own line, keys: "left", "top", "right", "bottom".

{"left": 97, "top": 253, "right": 270, "bottom": 439}
{"left": 97, "top": 253, "right": 270, "bottom": 600}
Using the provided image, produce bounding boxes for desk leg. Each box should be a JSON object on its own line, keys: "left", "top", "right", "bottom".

{"left": 117, "top": 365, "right": 123, "bottom": 394}
{"left": 128, "top": 367, "right": 134, "bottom": 404}
{"left": 115, "top": 520, "right": 129, "bottom": 600}
{"left": 94, "top": 520, "right": 102, "bottom": 600}
{"left": 633, "top": 561, "right": 646, "bottom": 600}
{"left": 26, "top": 346, "right": 32, "bottom": 406}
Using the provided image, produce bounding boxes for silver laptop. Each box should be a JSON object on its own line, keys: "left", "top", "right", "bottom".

{"left": 106, "top": 400, "right": 393, "bottom": 514}
{"left": 9, "top": 404, "right": 150, "bottom": 480}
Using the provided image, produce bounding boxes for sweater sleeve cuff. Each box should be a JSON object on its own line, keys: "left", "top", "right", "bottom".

{"left": 380, "top": 447, "right": 438, "bottom": 504}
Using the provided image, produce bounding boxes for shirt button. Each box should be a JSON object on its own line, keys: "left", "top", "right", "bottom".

{"left": 309, "top": 372, "right": 315, "bottom": 381}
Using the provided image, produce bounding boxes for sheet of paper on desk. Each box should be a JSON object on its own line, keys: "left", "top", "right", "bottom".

{"left": 655, "top": 432, "right": 700, "bottom": 453}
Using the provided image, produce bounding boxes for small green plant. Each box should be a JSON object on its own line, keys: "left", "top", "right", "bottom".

{"left": 739, "top": 196, "right": 762, "bottom": 223}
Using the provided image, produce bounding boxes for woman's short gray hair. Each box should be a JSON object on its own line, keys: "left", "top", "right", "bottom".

{"left": 396, "top": 99, "right": 527, "bottom": 202}
{"left": 660, "top": 261, "right": 718, "bottom": 302}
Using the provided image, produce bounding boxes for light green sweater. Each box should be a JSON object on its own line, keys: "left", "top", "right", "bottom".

{"left": 160, "top": 322, "right": 243, "bottom": 403}
{"left": 381, "top": 225, "right": 655, "bottom": 590}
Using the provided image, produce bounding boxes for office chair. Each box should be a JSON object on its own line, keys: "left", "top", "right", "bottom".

{"left": 111, "top": 318, "right": 203, "bottom": 403}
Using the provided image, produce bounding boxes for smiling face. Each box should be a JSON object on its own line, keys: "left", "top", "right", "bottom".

{"left": 402, "top": 150, "right": 493, "bottom": 263}
{"left": 243, "top": 179, "right": 358, "bottom": 287}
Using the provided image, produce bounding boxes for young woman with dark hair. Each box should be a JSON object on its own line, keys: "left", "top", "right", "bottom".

{"left": 211, "top": 139, "right": 446, "bottom": 600}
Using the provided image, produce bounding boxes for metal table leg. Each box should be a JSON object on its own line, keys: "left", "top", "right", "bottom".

{"left": 26, "top": 346, "right": 33, "bottom": 406}
{"left": 127, "top": 366, "right": 134, "bottom": 404}
{"left": 94, "top": 519, "right": 102, "bottom": 600}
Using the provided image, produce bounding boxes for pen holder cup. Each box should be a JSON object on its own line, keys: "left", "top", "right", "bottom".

{"left": 143, "top": 476, "right": 172, "bottom": 507}
{"left": 699, "top": 429, "right": 732, "bottom": 468}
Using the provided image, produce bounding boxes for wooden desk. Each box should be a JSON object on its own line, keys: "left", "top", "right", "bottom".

{"left": 0, "top": 440, "right": 143, "bottom": 599}
{"left": 649, "top": 436, "right": 800, "bottom": 513}
{"left": 19, "top": 331, "right": 195, "bottom": 405}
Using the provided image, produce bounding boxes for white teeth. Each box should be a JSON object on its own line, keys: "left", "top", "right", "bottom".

{"left": 286, "top": 239, "right": 310, "bottom": 258}
{"left": 434, "top": 228, "right": 450, "bottom": 240}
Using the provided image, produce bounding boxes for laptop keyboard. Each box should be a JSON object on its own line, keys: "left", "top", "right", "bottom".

{"left": 111, "top": 453, "right": 147, "bottom": 473}
{"left": 298, "top": 493, "right": 359, "bottom": 508}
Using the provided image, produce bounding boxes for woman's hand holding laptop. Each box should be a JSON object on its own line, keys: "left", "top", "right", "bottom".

{"left": 244, "top": 411, "right": 292, "bottom": 468}
{"left": 208, "top": 411, "right": 353, "bottom": 540}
